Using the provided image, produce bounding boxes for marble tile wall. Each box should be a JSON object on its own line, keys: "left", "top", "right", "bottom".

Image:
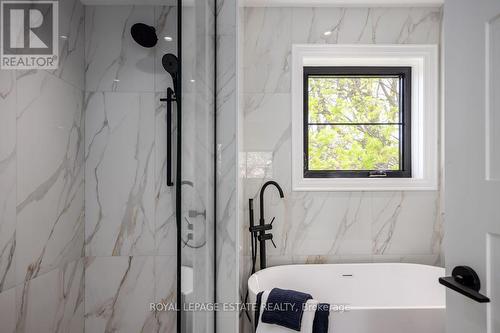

{"left": 0, "top": 0, "right": 86, "bottom": 331}
{"left": 85, "top": 2, "right": 218, "bottom": 332}
{"left": 0, "top": 258, "right": 85, "bottom": 333}
{"left": 0, "top": 68, "right": 16, "bottom": 294}
{"left": 240, "top": 6, "right": 443, "bottom": 331}
{"left": 83, "top": 5, "right": 178, "bottom": 333}
{"left": 1, "top": 2, "right": 215, "bottom": 333}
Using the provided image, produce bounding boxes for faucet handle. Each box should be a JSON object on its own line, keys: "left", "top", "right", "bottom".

{"left": 270, "top": 237, "right": 277, "bottom": 248}
{"left": 270, "top": 217, "right": 275, "bottom": 226}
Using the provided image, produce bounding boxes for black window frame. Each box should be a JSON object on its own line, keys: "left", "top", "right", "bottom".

{"left": 303, "top": 66, "right": 412, "bottom": 179}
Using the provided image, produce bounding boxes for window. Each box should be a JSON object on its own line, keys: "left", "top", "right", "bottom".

{"left": 303, "top": 66, "right": 412, "bottom": 178}
{"left": 291, "top": 45, "right": 438, "bottom": 191}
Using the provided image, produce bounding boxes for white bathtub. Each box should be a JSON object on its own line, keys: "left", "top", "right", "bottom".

{"left": 248, "top": 263, "right": 445, "bottom": 333}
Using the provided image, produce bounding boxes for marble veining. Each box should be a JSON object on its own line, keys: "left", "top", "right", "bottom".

{"left": 0, "top": 31, "right": 85, "bottom": 333}
{"left": 84, "top": 256, "right": 155, "bottom": 333}
{"left": 0, "top": 70, "right": 17, "bottom": 293}
{"left": 16, "top": 70, "right": 85, "bottom": 283}
{"left": 84, "top": 255, "right": 176, "bottom": 333}
{"left": 50, "top": 0, "right": 85, "bottom": 90}
{"left": 85, "top": 6, "right": 156, "bottom": 92}
{"left": 244, "top": 7, "right": 442, "bottom": 94}
{"left": 0, "top": 0, "right": 86, "bottom": 329}
{"left": 85, "top": 92, "right": 156, "bottom": 256}
{"left": 16, "top": 259, "right": 84, "bottom": 333}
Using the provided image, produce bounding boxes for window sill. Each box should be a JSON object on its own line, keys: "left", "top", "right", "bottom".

{"left": 293, "top": 177, "right": 438, "bottom": 192}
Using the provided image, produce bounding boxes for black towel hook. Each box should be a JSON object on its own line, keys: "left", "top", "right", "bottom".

{"left": 439, "top": 266, "right": 490, "bottom": 303}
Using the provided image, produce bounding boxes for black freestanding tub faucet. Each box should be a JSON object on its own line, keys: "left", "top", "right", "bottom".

{"left": 258, "top": 181, "right": 284, "bottom": 269}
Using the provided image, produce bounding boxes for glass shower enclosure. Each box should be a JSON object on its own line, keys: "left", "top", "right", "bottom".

{"left": 177, "top": 0, "right": 215, "bottom": 332}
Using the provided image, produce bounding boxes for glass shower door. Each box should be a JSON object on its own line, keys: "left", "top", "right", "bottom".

{"left": 178, "top": 0, "right": 215, "bottom": 332}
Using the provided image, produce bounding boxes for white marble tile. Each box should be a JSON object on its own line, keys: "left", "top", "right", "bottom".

{"left": 243, "top": 7, "right": 442, "bottom": 95}
{"left": 154, "top": 93, "right": 176, "bottom": 256}
{"left": 243, "top": 8, "right": 292, "bottom": 94}
{"left": 243, "top": 93, "right": 291, "bottom": 151}
{"left": 245, "top": 180, "right": 372, "bottom": 258}
{"left": 84, "top": 256, "right": 156, "bottom": 333}
{"left": 179, "top": 7, "right": 196, "bottom": 95}
{"left": 154, "top": 256, "right": 177, "bottom": 333}
{"left": 371, "top": 191, "right": 439, "bottom": 255}
{"left": 15, "top": 259, "right": 84, "bottom": 333}
{"left": 85, "top": 92, "right": 155, "bottom": 256}
{"left": 50, "top": 0, "right": 85, "bottom": 89}
{"left": 290, "top": 8, "right": 347, "bottom": 44}
{"left": 266, "top": 254, "right": 373, "bottom": 266}
{"left": 0, "top": 287, "right": 16, "bottom": 333}
{"left": 0, "top": 0, "right": 85, "bottom": 329}
{"left": 0, "top": 70, "right": 17, "bottom": 292}
{"left": 154, "top": 6, "right": 178, "bottom": 93}
{"left": 58, "top": 259, "right": 85, "bottom": 333}
{"left": 290, "top": 7, "right": 442, "bottom": 45}
{"left": 16, "top": 71, "right": 84, "bottom": 283}
{"left": 85, "top": 6, "right": 156, "bottom": 92}
{"left": 180, "top": 3, "right": 216, "bottom": 97}
{"left": 290, "top": 192, "right": 372, "bottom": 256}
{"left": 372, "top": 254, "right": 439, "bottom": 265}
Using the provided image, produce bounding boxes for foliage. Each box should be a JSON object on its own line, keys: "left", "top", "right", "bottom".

{"left": 307, "top": 76, "right": 401, "bottom": 171}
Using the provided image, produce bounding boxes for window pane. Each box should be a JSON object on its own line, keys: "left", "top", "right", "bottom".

{"left": 308, "top": 125, "right": 401, "bottom": 171}
{"left": 308, "top": 77, "right": 400, "bottom": 124}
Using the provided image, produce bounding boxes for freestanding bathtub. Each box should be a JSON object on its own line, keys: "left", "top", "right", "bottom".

{"left": 248, "top": 263, "right": 445, "bottom": 333}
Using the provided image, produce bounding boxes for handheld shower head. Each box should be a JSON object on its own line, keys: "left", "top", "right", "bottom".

{"left": 162, "top": 53, "right": 179, "bottom": 95}
{"left": 130, "top": 23, "right": 158, "bottom": 48}
{"left": 162, "top": 53, "right": 178, "bottom": 76}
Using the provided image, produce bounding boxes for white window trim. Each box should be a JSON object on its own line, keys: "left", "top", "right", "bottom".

{"left": 291, "top": 44, "right": 439, "bottom": 191}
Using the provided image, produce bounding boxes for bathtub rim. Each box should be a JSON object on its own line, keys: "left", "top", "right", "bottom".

{"left": 248, "top": 262, "right": 446, "bottom": 310}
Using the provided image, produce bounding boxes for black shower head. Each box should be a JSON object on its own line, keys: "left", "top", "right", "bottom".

{"left": 162, "top": 53, "right": 178, "bottom": 76}
{"left": 131, "top": 23, "right": 158, "bottom": 48}
{"left": 162, "top": 53, "right": 179, "bottom": 94}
